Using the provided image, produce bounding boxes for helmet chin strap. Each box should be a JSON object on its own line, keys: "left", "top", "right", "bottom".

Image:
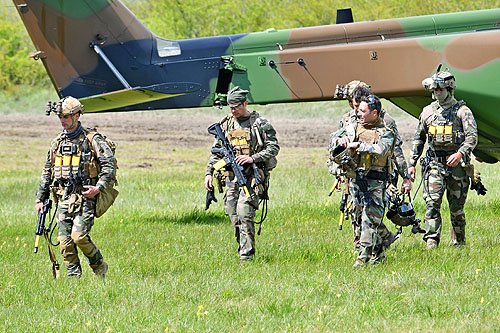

{"left": 67, "top": 114, "right": 78, "bottom": 131}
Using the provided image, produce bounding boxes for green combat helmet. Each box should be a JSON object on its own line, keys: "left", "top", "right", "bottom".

{"left": 422, "top": 71, "right": 456, "bottom": 92}
{"left": 46, "top": 96, "right": 84, "bottom": 116}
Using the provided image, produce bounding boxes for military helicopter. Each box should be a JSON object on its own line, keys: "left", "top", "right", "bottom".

{"left": 13, "top": 1, "right": 500, "bottom": 163}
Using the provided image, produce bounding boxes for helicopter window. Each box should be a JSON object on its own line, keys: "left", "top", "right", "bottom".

{"left": 156, "top": 37, "right": 181, "bottom": 57}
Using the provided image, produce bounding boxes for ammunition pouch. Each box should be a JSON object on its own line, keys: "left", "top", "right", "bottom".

{"left": 67, "top": 193, "right": 83, "bottom": 215}
{"left": 251, "top": 167, "right": 268, "bottom": 200}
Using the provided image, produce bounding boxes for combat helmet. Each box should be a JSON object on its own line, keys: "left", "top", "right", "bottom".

{"left": 422, "top": 71, "right": 456, "bottom": 92}
{"left": 330, "top": 145, "right": 358, "bottom": 178}
{"left": 333, "top": 80, "right": 370, "bottom": 100}
{"left": 345, "top": 80, "right": 370, "bottom": 100}
{"left": 46, "top": 96, "right": 84, "bottom": 116}
{"left": 385, "top": 184, "right": 424, "bottom": 234}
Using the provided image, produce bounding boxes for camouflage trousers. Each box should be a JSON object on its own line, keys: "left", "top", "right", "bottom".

{"left": 224, "top": 175, "right": 257, "bottom": 259}
{"left": 351, "top": 179, "right": 387, "bottom": 263}
{"left": 57, "top": 193, "right": 104, "bottom": 276}
{"left": 422, "top": 162, "right": 469, "bottom": 245}
{"left": 349, "top": 183, "right": 394, "bottom": 253}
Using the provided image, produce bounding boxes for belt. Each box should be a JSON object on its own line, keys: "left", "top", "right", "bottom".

{"left": 365, "top": 170, "right": 388, "bottom": 181}
{"left": 427, "top": 149, "right": 454, "bottom": 163}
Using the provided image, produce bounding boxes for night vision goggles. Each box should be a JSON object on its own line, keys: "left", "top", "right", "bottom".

{"left": 422, "top": 71, "right": 456, "bottom": 91}
{"left": 45, "top": 96, "right": 84, "bottom": 116}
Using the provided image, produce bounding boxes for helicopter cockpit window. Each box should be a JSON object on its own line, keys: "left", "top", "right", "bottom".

{"left": 156, "top": 37, "right": 181, "bottom": 57}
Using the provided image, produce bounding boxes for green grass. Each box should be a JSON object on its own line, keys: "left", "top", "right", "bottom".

{"left": 1, "top": 102, "right": 500, "bottom": 331}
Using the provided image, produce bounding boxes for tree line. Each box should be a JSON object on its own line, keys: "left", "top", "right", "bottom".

{"left": 0, "top": 0, "right": 498, "bottom": 94}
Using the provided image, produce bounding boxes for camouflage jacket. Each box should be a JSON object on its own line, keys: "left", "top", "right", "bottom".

{"left": 36, "top": 127, "right": 116, "bottom": 202}
{"left": 408, "top": 100, "right": 478, "bottom": 167}
{"left": 331, "top": 117, "right": 395, "bottom": 174}
{"left": 329, "top": 109, "right": 407, "bottom": 178}
{"left": 206, "top": 111, "right": 279, "bottom": 176}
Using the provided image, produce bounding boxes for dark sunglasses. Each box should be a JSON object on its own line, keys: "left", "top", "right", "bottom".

{"left": 229, "top": 102, "right": 243, "bottom": 110}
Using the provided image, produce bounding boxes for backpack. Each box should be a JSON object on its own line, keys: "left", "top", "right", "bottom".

{"left": 85, "top": 130, "right": 119, "bottom": 218}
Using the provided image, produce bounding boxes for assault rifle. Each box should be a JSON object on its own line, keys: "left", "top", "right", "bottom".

{"left": 34, "top": 198, "right": 60, "bottom": 279}
{"left": 34, "top": 198, "right": 52, "bottom": 253}
{"left": 207, "top": 122, "right": 252, "bottom": 199}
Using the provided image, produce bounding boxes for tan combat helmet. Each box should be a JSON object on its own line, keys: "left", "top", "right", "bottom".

{"left": 422, "top": 71, "right": 456, "bottom": 92}
{"left": 345, "top": 80, "right": 370, "bottom": 100}
{"left": 56, "top": 96, "right": 84, "bottom": 116}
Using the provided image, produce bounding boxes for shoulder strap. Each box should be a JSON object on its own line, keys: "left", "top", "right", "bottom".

{"left": 50, "top": 132, "right": 66, "bottom": 154}
{"left": 83, "top": 128, "right": 98, "bottom": 143}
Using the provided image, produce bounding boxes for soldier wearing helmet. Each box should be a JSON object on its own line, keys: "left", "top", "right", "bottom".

{"left": 408, "top": 70, "right": 478, "bottom": 249}
{"left": 35, "top": 96, "right": 116, "bottom": 278}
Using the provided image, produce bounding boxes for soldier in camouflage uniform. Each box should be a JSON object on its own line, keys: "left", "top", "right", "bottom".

{"left": 35, "top": 96, "right": 116, "bottom": 278}
{"left": 332, "top": 95, "right": 395, "bottom": 266}
{"left": 408, "top": 71, "right": 478, "bottom": 248}
{"left": 204, "top": 87, "right": 279, "bottom": 260}
{"left": 328, "top": 81, "right": 410, "bottom": 253}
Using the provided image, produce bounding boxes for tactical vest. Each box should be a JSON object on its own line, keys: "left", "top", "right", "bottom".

{"left": 355, "top": 121, "right": 391, "bottom": 171}
{"left": 427, "top": 101, "right": 466, "bottom": 150}
{"left": 51, "top": 129, "right": 99, "bottom": 183}
{"left": 228, "top": 128, "right": 251, "bottom": 156}
{"left": 222, "top": 112, "right": 277, "bottom": 171}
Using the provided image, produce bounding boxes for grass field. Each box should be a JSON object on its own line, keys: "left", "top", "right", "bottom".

{"left": 1, "top": 100, "right": 500, "bottom": 331}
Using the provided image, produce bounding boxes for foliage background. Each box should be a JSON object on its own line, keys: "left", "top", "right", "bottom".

{"left": 0, "top": 0, "right": 499, "bottom": 96}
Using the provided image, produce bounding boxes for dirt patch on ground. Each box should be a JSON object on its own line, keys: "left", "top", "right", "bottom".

{"left": 0, "top": 110, "right": 417, "bottom": 148}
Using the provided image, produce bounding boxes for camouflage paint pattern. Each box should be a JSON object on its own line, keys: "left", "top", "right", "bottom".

{"left": 13, "top": 2, "right": 500, "bottom": 162}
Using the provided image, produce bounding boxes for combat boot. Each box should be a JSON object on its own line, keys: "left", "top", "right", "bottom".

{"left": 426, "top": 239, "right": 438, "bottom": 249}
{"left": 91, "top": 261, "right": 108, "bottom": 278}
{"left": 353, "top": 257, "right": 367, "bottom": 268}
{"left": 370, "top": 244, "right": 387, "bottom": 265}
{"left": 240, "top": 254, "right": 254, "bottom": 261}
{"left": 370, "top": 251, "right": 387, "bottom": 265}
{"left": 67, "top": 263, "right": 82, "bottom": 278}
{"left": 382, "top": 231, "right": 398, "bottom": 251}
{"left": 451, "top": 229, "right": 466, "bottom": 246}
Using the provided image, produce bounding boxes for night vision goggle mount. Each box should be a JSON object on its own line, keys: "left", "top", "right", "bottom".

{"left": 45, "top": 100, "right": 63, "bottom": 116}
{"left": 422, "top": 64, "right": 456, "bottom": 91}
